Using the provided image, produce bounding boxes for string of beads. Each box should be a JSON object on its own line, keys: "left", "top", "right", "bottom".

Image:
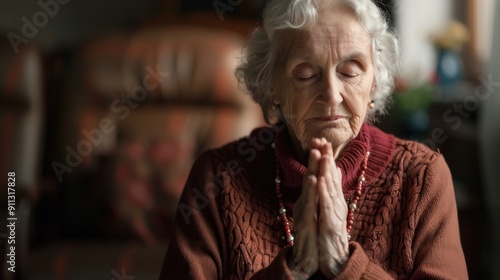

{"left": 273, "top": 142, "right": 371, "bottom": 246}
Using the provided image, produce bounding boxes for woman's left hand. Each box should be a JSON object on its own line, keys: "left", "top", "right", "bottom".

{"left": 311, "top": 138, "right": 350, "bottom": 278}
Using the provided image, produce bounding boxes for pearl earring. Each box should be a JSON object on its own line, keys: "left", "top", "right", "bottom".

{"left": 368, "top": 101, "right": 375, "bottom": 109}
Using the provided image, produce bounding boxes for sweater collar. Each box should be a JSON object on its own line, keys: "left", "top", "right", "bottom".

{"left": 273, "top": 123, "right": 396, "bottom": 192}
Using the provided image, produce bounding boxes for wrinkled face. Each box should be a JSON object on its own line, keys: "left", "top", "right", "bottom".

{"left": 271, "top": 5, "right": 375, "bottom": 156}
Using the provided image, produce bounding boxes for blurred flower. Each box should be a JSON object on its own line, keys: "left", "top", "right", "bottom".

{"left": 114, "top": 163, "right": 132, "bottom": 184}
{"left": 126, "top": 179, "right": 153, "bottom": 209}
{"left": 124, "top": 139, "right": 146, "bottom": 161}
{"left": 432, "top": 21, "right": 469, "bottom": 52}
{"left": 394, "top": 83, "right": 434, "bottom": 113}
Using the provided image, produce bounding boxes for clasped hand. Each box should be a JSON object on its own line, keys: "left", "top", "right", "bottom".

{"left": 289, "top": 138, "right": 349, "bottom": 279}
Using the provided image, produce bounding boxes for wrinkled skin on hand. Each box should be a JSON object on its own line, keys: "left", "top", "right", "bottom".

{"left": 289, "top": 138, "right": 349, "bottom": 279}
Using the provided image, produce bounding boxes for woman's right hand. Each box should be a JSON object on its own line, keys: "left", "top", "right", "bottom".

{"left": 288, "top": 148, "right": 322, "bottom": 279}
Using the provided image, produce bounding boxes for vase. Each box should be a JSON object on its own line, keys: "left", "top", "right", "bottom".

{"left": 436, "top": 48, "right": 464, "bottom": 86}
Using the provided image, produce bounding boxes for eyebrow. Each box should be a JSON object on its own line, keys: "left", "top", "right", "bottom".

{"left": 285, "top": 50, "right": 369, "bottom": 70}
{"left": 340, "top": 51, "right": 368, "bottom": 62}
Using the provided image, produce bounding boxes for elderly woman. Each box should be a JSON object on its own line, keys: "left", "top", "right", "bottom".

{"left": 159, "top": 0, "right": 468, "bottom": 279}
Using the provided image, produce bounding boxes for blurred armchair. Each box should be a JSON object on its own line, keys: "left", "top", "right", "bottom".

{"left": 77, "top": 26, "right": 264, "bottom": 245}
{"left": 29, "top": 23, "right": 264, "bottom": 279}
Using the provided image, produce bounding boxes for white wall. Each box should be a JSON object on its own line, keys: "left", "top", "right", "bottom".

{"left": 395, "top": 0, "right": 453, "bottom": 82}
{"left": 475, "top": 0, "right": 496, "bottom": 63}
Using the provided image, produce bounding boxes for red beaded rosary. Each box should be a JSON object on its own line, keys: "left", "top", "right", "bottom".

{"left": 273, "top": 143, "right": 370, "bottom": 247}
{"left": 346, "top": 150, "right": 370, "bottom": 240}
{"left": 274, "top": 159, "right": 294, "bottom": 247}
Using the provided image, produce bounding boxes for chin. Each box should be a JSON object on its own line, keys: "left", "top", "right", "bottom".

{"left": 324, "top": 132, "right": 351, "bottom": 148}
{"left": 323, "top": 124, "right": 351, "bottom": 138}
{"left": 302, "top": 128, "right": 352, "bottom": 150}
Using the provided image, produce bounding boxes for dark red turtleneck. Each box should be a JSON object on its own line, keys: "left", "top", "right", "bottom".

{"left": 274, "top": 122, "right": 396, "bottom": 193}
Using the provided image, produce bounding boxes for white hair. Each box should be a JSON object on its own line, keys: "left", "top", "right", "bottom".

{"left": 236, "top": 0, "right": 400, "bottom": 123}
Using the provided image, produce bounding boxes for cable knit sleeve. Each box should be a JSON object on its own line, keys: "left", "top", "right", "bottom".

{"left": 159, "top": 151, "right": 226, "bottom": 279}
{"left": 408, "top": 154, "right": 468, "bottom": 279}
{"left": 333, "top": 242, "right": 394, "bottom": 279}
{"left": 333, "top": 153, "right": 468, "bottom": 280}
{"left": 250, "top": 247, "right": 297, "bottom": 279}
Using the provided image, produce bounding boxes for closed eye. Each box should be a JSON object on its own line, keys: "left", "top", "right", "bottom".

{"left": 339, "top": 72, "right": 359, "bottom": 78}
{"left": 292, "top": 63, "right": 321, "bottom": 81}
{"left": 297, "top": 74, "right": 320, "bottom": 81}
{"left": 338, "top": 61, "right": 361, "bottom": 79}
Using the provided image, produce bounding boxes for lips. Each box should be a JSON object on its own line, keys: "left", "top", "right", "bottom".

{"left": 314, "top": 116, "right": 348, "bottom": 121}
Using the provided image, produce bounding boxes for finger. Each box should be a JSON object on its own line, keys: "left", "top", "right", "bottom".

{"left": 325, "top": 138, "right": 334, "bottom": 158}
{"left": 314, "top": 140, "right": 334, "bottom": 194}
{"left": 324, "top": 138, "right": 333, "bottom": 157}
{"left": 299, "top": 149, "right": 319, "bottom": 214}
{"left": 293, "top": 175, "right": 319, "bottom": 265}
{"left": 304, "top": 174, "right": 318, "bottom": 213}
{"left": 296, "top": 174, "right": 318, "bottom": 220}
{"left": 332, "top": 165, "right": 344, "bottom": 201}
{"left": 318, "top": 138, "right": 330, "bottom": 177}
{"left": 317, "top": 176, "right": 342, "bottom": 223}
{"left": 318, "top": 176, "right": 347, "bottom": 235}
{"left": 323, "top": 139, "right": 343, "bottom": 199}
{"left": 311, "top": 138, "right": 328, "bottom": 157}
{"left": 328, "top": 156, "right": 344, "bottom": 206}
{"left": 310, "top": 137, "right": 322, "bottom": 150}
{"left": 318, "top": 154, "right": 336, "bottom": 196}
{"left": 326, "top": 157, "right": 347, "bottom": 214}
{"left": 324, "top": 157, "right": 348, "bottom": 224}
{"left": 313, "top": 137, "right": 327, "bottom": 157}
{"left": 307, "top": 148, "right": 321, "bottom": 176}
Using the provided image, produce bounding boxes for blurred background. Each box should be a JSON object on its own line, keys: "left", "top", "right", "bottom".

{"left": 0, "top": 0, "right": 498, "bottom": 279}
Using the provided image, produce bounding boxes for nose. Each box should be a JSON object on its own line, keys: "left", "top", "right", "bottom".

{"left": 317, "top": 71, "right": 343, "bottom": 106}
